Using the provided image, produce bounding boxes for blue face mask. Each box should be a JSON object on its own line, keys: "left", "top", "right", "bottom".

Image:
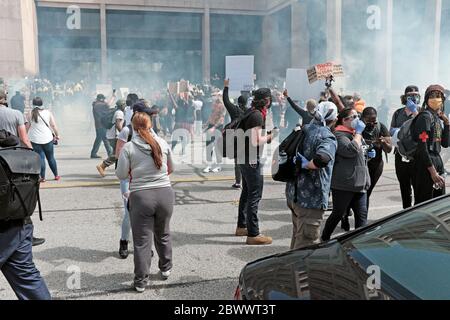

{"left": 351, "top": 117, "right": 359, "bottom": 129}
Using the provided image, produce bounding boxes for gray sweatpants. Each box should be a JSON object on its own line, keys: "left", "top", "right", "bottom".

{"left": 129, "top": 187, "right": 175, "bottom": 280}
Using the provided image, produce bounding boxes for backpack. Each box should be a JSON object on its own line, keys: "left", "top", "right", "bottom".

{"left": 221, "top": 109, "right": 259, "bottom": 160}
{"left": 0, "top": 130, "right": 20, "bottom": 148}
{"left": 397, "top": 110, "right": 432, "bottom": 161}
{"left": 127, "top": 124, "right": 133, "bottom": 142}
{"left": 271, "top": 126, "right": 305, "bottom": 183}
{"left": 101, "top": 107, "right": 117, "bottom": 129}
{"left": 0, "top": 147, "right": 43, "bottom": 222}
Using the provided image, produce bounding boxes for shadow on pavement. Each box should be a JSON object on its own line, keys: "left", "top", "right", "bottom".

{"left": 259, "top": 199, "right": 289, "bottom": 212}
{"left": 171, "top": 232, "right": 244, "bottom": 247}
{"left": 34, "top": 247, "right": 116, "bottom": 264}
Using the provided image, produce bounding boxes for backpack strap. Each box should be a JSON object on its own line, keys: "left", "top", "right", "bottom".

{"left": 127, "top": 124, "right": 133, "bottom": 142}
{"left": 37, "top": 188, "right": 43, "bottom": 221}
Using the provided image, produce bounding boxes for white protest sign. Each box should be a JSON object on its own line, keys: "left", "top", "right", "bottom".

{"left": 96, "top": 84, "right": 113, "bottom": 97}
{"left": 226, "top": 56, "right": 254, "bottom": 92}
{"left": 286, "top": 68, "right": 324, "bottom": 102}
{"left": 120, "top": 88, "right": 129, "bottom": 99}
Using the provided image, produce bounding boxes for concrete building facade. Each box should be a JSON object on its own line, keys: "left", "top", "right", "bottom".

{"left": 1, "top": 0, "right": 450, "bottom": 91}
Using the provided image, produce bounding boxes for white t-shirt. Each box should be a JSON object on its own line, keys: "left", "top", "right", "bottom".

{"left": 124, "top": 106, "right": 133, "bottom": 126}
{"left": 118, "top": 125, "right": 131, "bottom": 143}
{"left": 193, "top": 100, "right": 203, "bottom": 111}
{"left": 27, "top": 109, "right": 54, "bottom": 144}
{"left": 118, "top": 126, "right": 156, "bottom": 143}
{"left": 106, "top": 110, "right": 124, "bottom": 140}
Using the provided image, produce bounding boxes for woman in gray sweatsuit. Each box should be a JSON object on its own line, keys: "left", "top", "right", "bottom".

{"left": 321, "top": 108, "right": 371, "bottom": 241}
{"left": 116, "top": 112, "right": 175, "bottom": 293}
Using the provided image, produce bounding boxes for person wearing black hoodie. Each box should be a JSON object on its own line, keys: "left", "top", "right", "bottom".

{"left": 223, "top": 79, "right": 248, "bottom": 188}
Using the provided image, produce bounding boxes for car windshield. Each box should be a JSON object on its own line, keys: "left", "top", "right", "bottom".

{"left": 344, "top": 197, "right": 450, "bottom": 299}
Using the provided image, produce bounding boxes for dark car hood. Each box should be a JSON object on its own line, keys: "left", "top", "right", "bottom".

{"left": 241, "top": 241, "right": 371, "bottom": 300}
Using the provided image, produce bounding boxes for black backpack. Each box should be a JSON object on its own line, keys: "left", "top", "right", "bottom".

{"left": 397, "top": 110, "right": 433, "bottom": 161}
{"left": 221, "top": 109, "right": 258, "bottom": 160}
{"left": 101, "top": 107, "right": 117, "bottom": 129}
{"left": 271, "top": 126, "right": 305, "bottom": 183}
{"left": 0, "top": 147, "right": 43, "bottom": 222}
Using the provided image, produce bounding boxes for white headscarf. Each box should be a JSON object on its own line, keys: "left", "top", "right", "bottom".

{"left": 314, "top": 101, "right": 338, "bottom": 126}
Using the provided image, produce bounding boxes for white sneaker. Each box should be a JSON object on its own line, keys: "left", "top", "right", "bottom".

{"left": 161, "top": 270, "right": 171, "bottom": 280}
{"left": 212, "top": 167, "right": 222, "bottom": 173}
{"left": 203, "top": 167, "right": 212, "bottom": 173}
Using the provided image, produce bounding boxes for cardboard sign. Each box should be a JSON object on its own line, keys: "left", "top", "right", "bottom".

{"left": 96, "top": 84, "right": 113, "bottom": 97}
{"left": 179, "top": 80, "right": 190, "bottom": 93}
{"left": 167, "top": 82, "right": 179, "bottom": 95}
{"left": 286, "top": 68, "right": 324, "bottom": 102}
{"left": 226, "top": 56, "right": 254, "bottom": 92}
{"left": 307, "top": 62, "right": 344, "bottom": 83}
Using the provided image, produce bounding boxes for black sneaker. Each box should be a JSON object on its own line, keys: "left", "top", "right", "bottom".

{"left": 90, "top": 155, "right": 101, "bottom": 159}
{"left": 232, "top": 183, "right": 241, "bottom": 189}
{"left": 119, "top": 240, "right": 129, "bottom": 259}
{"left": 32, "top": 237, "right": 45, "bottom": 247}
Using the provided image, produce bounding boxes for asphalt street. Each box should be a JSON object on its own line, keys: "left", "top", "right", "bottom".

{"left": 0, "top": 106, "right": 447, "bottom": 300}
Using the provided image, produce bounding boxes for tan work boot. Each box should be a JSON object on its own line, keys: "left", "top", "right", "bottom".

{"left": 246, "top": 235, "right": 273, "bottom": 245}
{"left": 96, "top": 163, "right": 106, "bottom": 177}
{"left": 235, "top": 227, "right": 248, "bottom": 237}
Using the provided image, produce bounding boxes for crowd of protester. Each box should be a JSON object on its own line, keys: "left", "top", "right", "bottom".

{"left": 2, "top": 70, "right": 450, "bottom": 296}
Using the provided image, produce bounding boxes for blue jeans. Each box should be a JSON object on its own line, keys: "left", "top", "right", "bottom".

{"left": 0, "top": 223, "right": 51, "bottom": 300}
{"left": 91, "top": 127, "right": 112, "bottom": 157}
{"left": 120, "top": 180, "right": 131, "bottom": 241}
{"left": 321, "top": 189, "right": 368, "bottom": 241}
{"left": 238, "top": 163, "right": 264, "bottom": 237}
{"left": 31, "top": 142, "right": 58, "bottom": 179}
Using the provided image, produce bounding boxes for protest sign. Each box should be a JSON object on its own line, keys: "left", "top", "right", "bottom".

{"left": 167, "top": 82, "right": 179, "bottom": 95}
{"left": 96, "top": 84, "right": 113, "bottom": 97}
{"left": 307, "top": 62, "right": 344, "bottom": 83}
{"left": 226, "top": 56, "right": 254, "bottom": 92}
{"left": 120, "top": 88, "right": 129, "bottom": 99}
{"left": 286, "top": 68, "right": 324, "bottom": 102}
{"left": 179, "top": 80, "right": 190, "bottom": 93}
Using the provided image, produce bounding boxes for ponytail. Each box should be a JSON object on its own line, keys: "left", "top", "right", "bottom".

{"left": 132, "top": 112, "right": 163, "bottom": 170}
{"left": 32, "top": 108, "right": 40, "bottom": 123}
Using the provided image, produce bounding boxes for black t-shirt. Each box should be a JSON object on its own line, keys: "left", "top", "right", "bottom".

{"left": 175, "top": 100, "right": 195, "bottom": 124}
{"left": 390, "top": 107, "right": 413, "bottom": 130}
{"left": 363, "top": 122, "right": 390, "bottom": 163}
{"left": 239, "top": 109, "right": 265, "bottom": 164}
{"left": 241, "top": 110, "right": 264, "bottom": 131}
{"left": 92, "top": 101, "right": 110, "bottom": 128}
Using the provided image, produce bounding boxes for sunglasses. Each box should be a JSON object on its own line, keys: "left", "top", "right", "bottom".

{"left": 429, "top": 92, "right": 442, "bottom": 99}
{"left": 345, "top": 115, "right": 358, "bottom": 120}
